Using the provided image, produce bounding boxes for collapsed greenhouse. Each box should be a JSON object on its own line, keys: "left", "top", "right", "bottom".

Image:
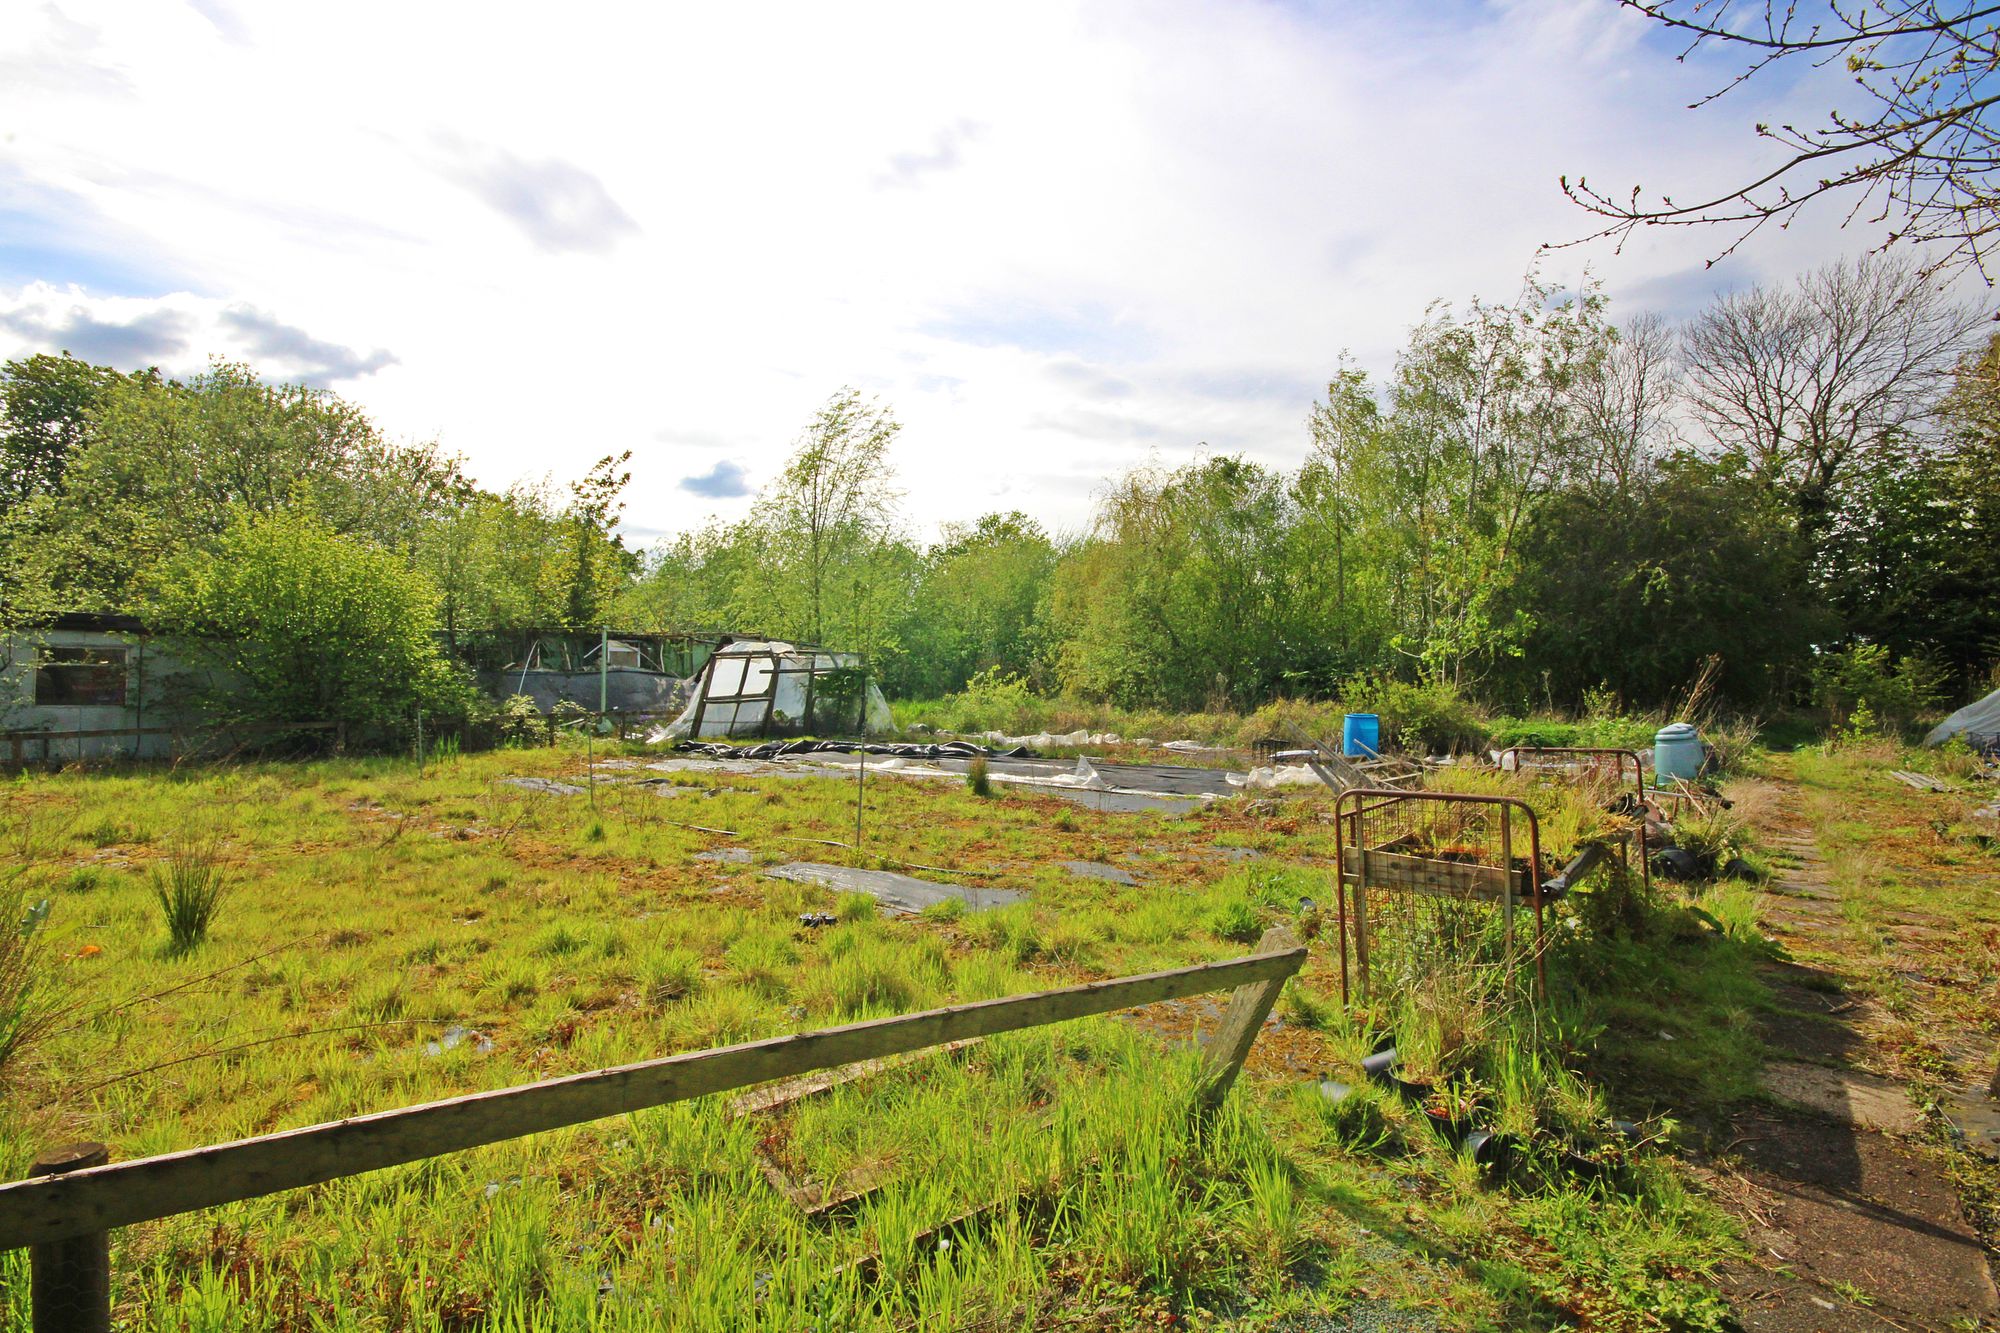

{"left": 663, "top": 639, "right": 894, "bottom": 739}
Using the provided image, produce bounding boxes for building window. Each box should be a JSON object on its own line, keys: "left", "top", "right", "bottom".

{"left": 34, "top": 646, "right": 128, "bottom": 706}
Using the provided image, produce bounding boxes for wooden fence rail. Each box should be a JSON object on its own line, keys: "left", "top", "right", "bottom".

{"left": 2, "top": 932, "right": 1305, "bottom": 1330}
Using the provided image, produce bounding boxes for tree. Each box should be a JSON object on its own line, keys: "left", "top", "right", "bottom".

{"left": 751, "top": 388, "right": 903, "bottom": 646}
{"left": 0, "top": 353, "right": 148, "bottom": 513}
{"left": 1569, "top": 1, "right": 2000, "bottom": 276}
{"left": 1681, "top": 255, "right": 1979, "bottom": 537}
{"left": 145, "top": 510, "right": 472, "bottom": 743}
{"left": 1303, "top": 279, "right": 1617, "bottom": 684}
{"left": 12, "top": 361, "right": 467, "bottom": 612}
{"left": 1052, "top": 458, "right": 1298, "bottom": 709}
{"left": 1496, "top": 454, "right": 1821, "bottom": 707}
{"left": 1818, "top": 331, "right": 2000, "bottom": 688}
{"left": 561, "top": 451, "right": 635, "bottom": 629}
{"left": 895, "top": 513, "right": 1057, "bottom": 696}
{"left": 1567, "top": 312, "right": 1681, "bottom": 499}
{"left": 618, "top": 521, "right": 760, "bottom": 635}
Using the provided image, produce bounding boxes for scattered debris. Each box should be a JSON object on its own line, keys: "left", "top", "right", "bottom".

{"left": 424, "top": 1025, "right": 494, "bottom": 1057}
{"left": 1890, "top": 769, "right": 1954, "bottom": 792}
{"left": 694, "top": 847, "right": 753, "bottom": 864}
{"left": 1228, "top": 764, "right": 1322, "bottom": 790}
{"left": 755, "top": 1149, "right": 895, "bottom": 1218}
{"left": 676, "top": 739, "right": 1029, "bottom": 762}
{"left": 764, "top": 863, "right": 1024, "bottom": 915}
{"left": 796, "top": 911, "right": 837, "bottom": 928}
{"left": 976, "top": 728, "right": 1120, "bottom": 748}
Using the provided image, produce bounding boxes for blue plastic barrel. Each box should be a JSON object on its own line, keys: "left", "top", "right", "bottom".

{"left": 1342, "top": 712, "right": 1381, "bottom": 758}
{"left": 1653, "top": 722, "right": 1703, "bottom": 783}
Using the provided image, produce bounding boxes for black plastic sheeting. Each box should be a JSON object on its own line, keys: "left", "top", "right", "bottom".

{"left": 673, "top": 739, "right": 1036, "bottom": 761}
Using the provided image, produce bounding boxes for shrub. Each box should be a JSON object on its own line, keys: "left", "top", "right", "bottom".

{"left": 495, "top": 695, "right": 545, "bottom": 747}
{"left": 1812, "top": 643, "right": 1946, "bottom": 728}
{"left": 143, "top": 509, "right": 475, "bottom": 747}
{"left": 966, "top": 754, "right": 993, "bottom": 798}
{"left": 924, "top": 668, "right": 1043, "bottom": 736}
{"left": 1342, "top": 673, "right": 1488, "bottom": 754}
{"left": 152, "top": 833, "right": 227, "bottom": 954}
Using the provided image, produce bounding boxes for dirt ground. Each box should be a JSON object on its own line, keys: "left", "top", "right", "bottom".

{"left": 1707, "top": 780, "right": 2000, "bottom": 1332}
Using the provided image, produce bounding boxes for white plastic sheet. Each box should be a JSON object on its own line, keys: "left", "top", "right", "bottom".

{"left": 1926, "top": 687, "right": 2000, "bottom": 747}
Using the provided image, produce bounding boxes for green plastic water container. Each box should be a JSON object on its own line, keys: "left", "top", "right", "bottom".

{"left": 1653, "top": 722, "right": 1703, "bottom": 783}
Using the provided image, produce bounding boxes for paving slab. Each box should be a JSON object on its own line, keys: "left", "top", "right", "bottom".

{"left": 765, "top": 862, "right": 1023, "bottom": 915}
{"left": 1762, "top": 1060, "right": 1921, "bottom": 1135}
{"left": 1718, "top": 1107, "right": 1999, "bottom": 1331}
{"left": 498, "top": 777, "right": 586, "bottom": 796}
{"left": 1062, "top": 860, "right": 1138, "bottom": 885}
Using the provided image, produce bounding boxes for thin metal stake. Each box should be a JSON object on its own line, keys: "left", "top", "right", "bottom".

{"left": 854, "top": 745, "right": 866, "bottom": 850}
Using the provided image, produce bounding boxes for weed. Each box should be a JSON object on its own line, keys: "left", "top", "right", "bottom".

{"left": 636, "top": 946, "right": 702, "bottom": 1009}
{"left": 0, "top": 884, "right": 50, "bottom": 1080}
{"left": 833, "top": 891, "right": 876, "bottom": 924}
{"left": 59, "top": 866, "right": 105, "bottom": 893}
{"left": 530, "top": 924, "right": 588, "bottom": 958}
{"left": 724, "top": 929, "right": 797, "bottom": 999}
{"left": 966, "top": 754, "right": 993, "bottom": 798}
{"left": 1205, "top": 896, "right": 1262, "bottom": 944}
{"left": 152, "top": 832, "right": 227, "bottom": 954}
{"left": 1280, "top": 980, "right": 1336, "bottom": 1030}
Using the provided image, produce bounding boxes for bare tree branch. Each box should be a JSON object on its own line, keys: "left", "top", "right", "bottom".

{"left": 1559, "top": 1, "right": 2000, "bottom": 279}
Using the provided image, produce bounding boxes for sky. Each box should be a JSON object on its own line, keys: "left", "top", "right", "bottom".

{"left": 0, "top": 0, "right": 1933, "bottom": 548}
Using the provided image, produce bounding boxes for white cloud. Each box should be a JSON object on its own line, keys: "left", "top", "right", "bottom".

{"left": 0, "top": 0, "right": 1947, "bottom": 545}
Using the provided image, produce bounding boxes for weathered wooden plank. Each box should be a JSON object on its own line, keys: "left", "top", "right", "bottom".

{"left": 1198, "top": 927, "right": 1298, "bottom": 1107}
{"left": 0, "top": 946, "right": 1305, "bottom": 1250}
{"left": 1342, "top": 848, "right": 1519, "bottom": 900}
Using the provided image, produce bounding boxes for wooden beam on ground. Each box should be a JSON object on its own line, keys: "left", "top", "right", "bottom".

{"left": 726, "top": 1039, "right": 981, "bottom": 1119}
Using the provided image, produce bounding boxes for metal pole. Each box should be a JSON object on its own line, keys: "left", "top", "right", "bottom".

{"left": 29, "top": 1143, "right": 110, "bottom": 1333}
{"left": 132, "top": 641, "right": 144, "bottom": 762}
{"left": 599, "top": 626, "right": 609, "bottom": 719}
{"left": 854, "top": 744, "right": 865, "bottom": 849}
{"left": 415, "top": 708, "right": 424, "bottom": 778}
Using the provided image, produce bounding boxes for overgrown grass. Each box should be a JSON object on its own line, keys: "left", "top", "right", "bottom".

{"left": 0, "top": 739, "right": 1771, "bottom": 1328}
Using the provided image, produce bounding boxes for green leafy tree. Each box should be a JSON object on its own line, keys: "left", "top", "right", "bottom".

{"left": 749, "top": 389, "right": 902, "bottom": 646}
{"left": 1302, "top": 278, "right": 1615, "bottom": 685}
{"left": 1496, "top": 454, "right": 1821, "bottom": 709}
{"left": 1819, "top": 333, "right": 2000, "bottom": 691}
{"left": 13, "top": 361, "right": 466, "bottom": 612}
{"left": 1051, "top": 457, "right": 1297, "bottom": 709}
{"left": 896, "top": 512, "right": 1057, "bottom": 696}
{"left": 145, "top": 510, "right": 472, "bottom": 742}
{"left": 0, "top": 352, "right": 149, "bottom": 513}
{"left": 561, "top": 451, "right": 635, "bottom": 629}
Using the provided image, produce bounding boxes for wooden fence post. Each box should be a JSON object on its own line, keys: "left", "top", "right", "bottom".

{"left": 29, "top": 1143, "right": 109, "bottom": 1333}
{"left": 1198, "top": 927, "right": 1300, "bottom": 1110}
